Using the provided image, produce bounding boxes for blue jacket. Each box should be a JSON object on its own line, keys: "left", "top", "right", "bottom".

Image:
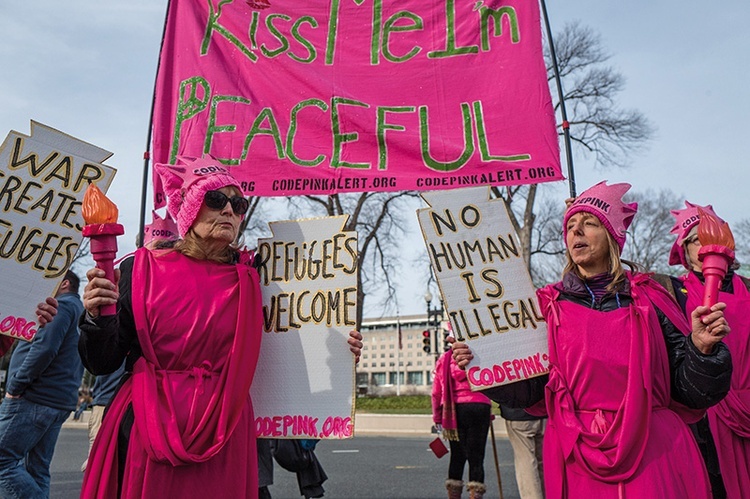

{"left": 6, "top": 292, "right": 84, "bottom": 411}
{"left": 91, "top": 362, "right": 126, "bottom": 406}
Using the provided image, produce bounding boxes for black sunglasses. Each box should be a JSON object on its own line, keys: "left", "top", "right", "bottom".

{"left": 203, "top": 190, "right": 249, "bottom": 215}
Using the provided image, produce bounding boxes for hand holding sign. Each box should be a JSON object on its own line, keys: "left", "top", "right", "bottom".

{"left": 417, "top": 187, "right": 549, "bottom": 390}
{"left": 0, "top": 122, "right": 116, "bottom": 341}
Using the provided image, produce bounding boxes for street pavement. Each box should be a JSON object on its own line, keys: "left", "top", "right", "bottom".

{"left": 52, "top": 416, "right": 523, "bottom": 498}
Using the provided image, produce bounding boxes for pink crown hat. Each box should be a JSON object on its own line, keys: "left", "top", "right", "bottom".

{"left": 143, "top": 211, "right": 179, "bottom": 246}
{"left": 668, "top": 201, "right": 723, "bottom": 268}
{"left": 154, "top": 155, "right": 243, "bottom": 237}
{"left": 563, "top": 180, "right": 638, "bottom": 252}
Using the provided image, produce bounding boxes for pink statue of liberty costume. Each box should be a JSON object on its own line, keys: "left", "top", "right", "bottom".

{"left": 666, "top": 201, "right": 750, "bottom": 498}
{"left": 534, "top": 273, "right": 715, "bottom": 497}
{"left": 477, "top": 182, "right": 732, "bottom": 498}
{"left": 684, "top": 272, "right": 750, "bottom": 498}
{"left": 79, "top": 157, "right": 263, "bottom": 498}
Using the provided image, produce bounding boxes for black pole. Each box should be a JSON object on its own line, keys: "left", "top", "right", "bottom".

{"left": 138, "top": 0, "right": 172, "bottom": 248}
{"left": 539, "top": 0, "right": 576, "bottom": 198}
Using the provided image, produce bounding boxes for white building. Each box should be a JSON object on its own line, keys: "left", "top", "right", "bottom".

{"left": 357, "top": 313, "right": 449, "bottom": 396}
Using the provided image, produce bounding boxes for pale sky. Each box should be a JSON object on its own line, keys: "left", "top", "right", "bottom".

{"left": 1, "top": 1, "right": 748, "bottom": 317}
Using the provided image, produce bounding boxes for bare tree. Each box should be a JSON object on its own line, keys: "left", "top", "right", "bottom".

{"left": 238, "top": 196, "right": 272, "bottom": 246}
{"left": 492, "top": 21, "right": 654, "bottom": 274}
{"left": 732, "top": 218, "right": 750, "bottom": 272}
{"left": 621, "top": 189, "right": 681, "bottom": 274}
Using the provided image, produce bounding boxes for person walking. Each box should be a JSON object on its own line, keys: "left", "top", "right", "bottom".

{"left": 498, "top": 404, "right": 545, "bottom": 499}
{"left": 452, "top": 181, "right": 733, "bottom": 497}
{"left": 660, "top": 201, "right": 750, "bottom": 498}
{"left": 432, "top": 349, "right": 492, "bottom": 499}
{"left": 0, "top": 270, "right": 84, "bottom": 499}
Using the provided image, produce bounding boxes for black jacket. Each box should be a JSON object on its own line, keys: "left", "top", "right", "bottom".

{"left": 481, "top": 272, "right": 732, "bottom": 411}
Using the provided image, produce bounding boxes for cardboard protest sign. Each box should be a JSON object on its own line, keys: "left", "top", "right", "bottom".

{"left": 151, "top": 0, "right": 561, "bottom": 202}
{"left": 251, "top": 215, "right": 357, "bottom": 439}
{"left": 0, "top": 121, "right": 116, "bottom": 341}
{"left": 417, "top": 187, "right": 548, "bottom": 390}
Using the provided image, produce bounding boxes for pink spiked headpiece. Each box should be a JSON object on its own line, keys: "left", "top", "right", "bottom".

{"left": 154, "top": 155, "right": 243, "bottom": 237}
{"left": 143, "top": 211, "right": 179, "bottom": 247}
{"left": 563, "top": 181, "right": 638, "bottom": 252}
{"left": 668, "top": 201, "right": 723, "bottom": 268}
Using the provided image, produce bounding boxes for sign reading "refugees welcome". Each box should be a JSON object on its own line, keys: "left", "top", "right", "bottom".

{"left": 152, "top": 0, "right": 562, "bottom": 202}
{"left": 252, "top": 215, "right": 357, "bottom": 439}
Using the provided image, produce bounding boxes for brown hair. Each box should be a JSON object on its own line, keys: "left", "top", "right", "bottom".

{"left": 169, "top": 185, "right": 245, "bottom": 264}
{"left": 172, "top": 230, "right": 243, "bottom": 264}
{"left": 563, "top": 212, "right": 637, "bottom": 292}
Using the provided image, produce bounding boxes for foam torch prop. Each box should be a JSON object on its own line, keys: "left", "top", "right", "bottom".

{"left": 697, "top": 207, "right": 735, "bottom": 308}
{"left": 81, "top": 183, "right": 124, "bottom": 316}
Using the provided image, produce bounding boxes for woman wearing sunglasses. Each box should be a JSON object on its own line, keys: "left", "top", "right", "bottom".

{"left": 65, "top": 156, "right": 363, "bottom": 498}
{"left": 657, "top": 202, "right": 750, "bottom": 499}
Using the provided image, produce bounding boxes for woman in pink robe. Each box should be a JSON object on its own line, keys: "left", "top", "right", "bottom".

{"left": 70, "top": 156, "right": 362, "bottom": 498}
{"left": 453, "top": 181, "right": 732, "bottom": 497}
{"left": 665, "top": 201, "right": 750, "bottom": 498}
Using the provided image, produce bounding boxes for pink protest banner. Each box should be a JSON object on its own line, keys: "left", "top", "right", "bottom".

{"left": 152, "top": 0, "right": 561, "bottom": 204}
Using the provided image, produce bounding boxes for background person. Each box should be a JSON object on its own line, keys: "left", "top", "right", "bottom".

{"left": 498, "top": 404, "right": 545, "bottom": 499}
{"left": 452, "top": 181, "right": 732, "bottom": 497}
{"left": 0, "top": 270, "right": 84, "bottom": 499}
{"left": 432, "top": 349, "right": 492, "bottom": 499}
{"left": 660, "top": 201, "right": 750, "bottom": 498}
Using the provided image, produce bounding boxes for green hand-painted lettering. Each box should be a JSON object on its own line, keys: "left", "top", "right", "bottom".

{"left": 286, "top": 99, "right": 329, "bottom": 167}
{"left": 473, "top": 101, "right": 530, "bottom": 161}
{"left": 242, "top": 108, "right": 285, "bottom": 161}
{"left": 382, "top": 12, "right": 423, "bottom": 63}
{"left": 171, "top": 77, "right": 211, "bottom": 163}
{"left": 325, "top": 0, "right": 341, "bottom": 65}
{"left": 480, "top": 5, "right": 520, "bottom": 51}
{"left": 261, "top": 14, "right": 291, "bottom": 58}
{"left": 428, "top": 0, "right": 478, "bottom": 59}
{"left": 420, "top": 103, "right": 474, "bottom": 171}
{"left": 205, "top": 95, "right": 252, "bottom": 165}
{"left": 332, "top": 97, "right": 370, "bottom": 169}
{"left": 376, "top": 106, "right": 415, "bottom": 170}
{"left": 201, "top": 0, "right": 258, "bottom": 62}
{"left": 288, "top": 16, "right": 318, "bottom": 63}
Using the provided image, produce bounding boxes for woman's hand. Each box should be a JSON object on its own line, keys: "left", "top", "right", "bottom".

{"left": 35, "top": 296, "right": 58, "bottom": 327}
{"left": 83, "top": 268, "right": 121, "bottom": 319}
{"left": 690, "top": 302, "right": 730, "bottom": 354}
{"left": 348, "top": 330, "right": 363, "bottom": 364}
{"left": 451, "top": 342, "right": 474, "bottom": 369}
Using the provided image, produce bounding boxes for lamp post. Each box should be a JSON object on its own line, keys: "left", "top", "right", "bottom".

{"left": 424, "top": 291, "right": 445, "bottom": 363}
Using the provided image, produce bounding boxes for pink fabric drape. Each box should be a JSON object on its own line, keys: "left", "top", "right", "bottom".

{"left": 534, "top": 273, "right": 711, "bottom": 497}
{"left": 82, "top": 248, "right": 263, "bottom": 498}
{"left": 684, "top": 272, "right": 750, "bottom": 498}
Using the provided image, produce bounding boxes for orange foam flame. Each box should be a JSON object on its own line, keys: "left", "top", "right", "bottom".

{"left": 81, "top": 183, "right": 119, "bottom": 225}
{"left": 697, "top": 207, "right": 735, "bottom": 250}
